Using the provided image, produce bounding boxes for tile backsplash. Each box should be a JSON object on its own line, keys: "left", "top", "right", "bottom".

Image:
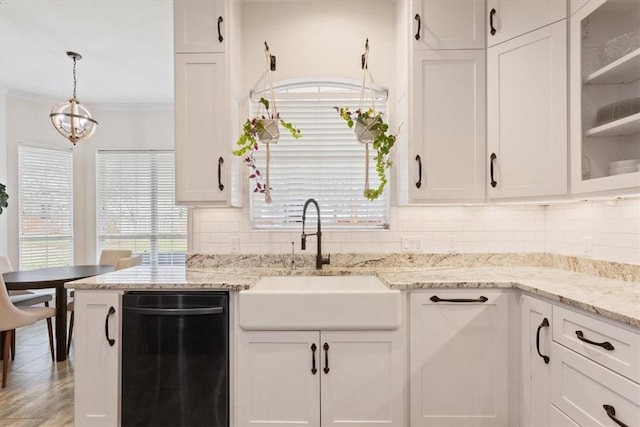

{"left": 191, "top": 198, "right": 640, "bottom": 266}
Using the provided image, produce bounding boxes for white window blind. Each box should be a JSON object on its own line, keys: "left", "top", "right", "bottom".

{"left": 97, "top": 151, "right": 187, "bottom": 266}
{"left": 19, "top": 145, "right": 73, "bottom": 270}
{"left": 249, "top": 82, "right": 390, "bottom": 229}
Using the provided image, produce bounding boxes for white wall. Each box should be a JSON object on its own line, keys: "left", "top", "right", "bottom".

{"left": 191, "top": 198, "right": 640, "bottom": 265}
{"left": 1, "top": 92, "right": 173, "bottom": 268}
{"left": 191, "top": 204, "right": 547, "bottom": 255}
{"left": 545, "top": 198, "right": 640, "bottom": 265}
{"left": 241, "top": 1, "right": 395, "bottom": 94}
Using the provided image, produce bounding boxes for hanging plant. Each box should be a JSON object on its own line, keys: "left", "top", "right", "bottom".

{"left": 0, "top": 183, "right": 8, "bottom": 215}
{"left": 335, "top": 39, "right": 398, "bottom": 201}
{"left": 232, "top": 42, "right": 301, "bottom": 203}
{"left": 336, "top": 107, "right": 396, "bottom": 200}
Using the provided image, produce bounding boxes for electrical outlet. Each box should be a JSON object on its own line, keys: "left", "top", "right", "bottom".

{"left": 230, "top": 237, "right": 240, "bottom": 253}
{"left": 402, "top": 236, "right": 421, "bottom": 252}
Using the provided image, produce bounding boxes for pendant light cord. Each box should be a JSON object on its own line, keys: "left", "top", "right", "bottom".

{"left": 72, "top": 56, "right": 77, "bottom": 99}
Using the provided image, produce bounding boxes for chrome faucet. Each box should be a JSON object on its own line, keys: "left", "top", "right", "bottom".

{"left": 301, "top": 198, "right": 330, "bottom": 270}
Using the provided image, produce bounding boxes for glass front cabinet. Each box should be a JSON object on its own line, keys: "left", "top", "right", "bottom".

{"left": 570, "top": 0, "right": 640, "bottom": 195}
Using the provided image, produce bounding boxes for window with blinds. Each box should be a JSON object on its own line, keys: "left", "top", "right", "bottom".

{"left": 97, "top": 151, "right": 187, "bottom": 266}
{"left": 249, "top": 81, "right": 390, "bottom": 229}
{"left": 18, "top": 145, "right": 73, "bottom": 270}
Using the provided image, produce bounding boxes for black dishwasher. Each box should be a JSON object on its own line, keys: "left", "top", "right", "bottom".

{"left": 121, "top": 291, "right": 229, "bottom": 427}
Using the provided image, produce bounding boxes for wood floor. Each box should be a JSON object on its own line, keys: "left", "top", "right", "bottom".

{"left": 0, "top": 320, "right": 74, "bottom": 426}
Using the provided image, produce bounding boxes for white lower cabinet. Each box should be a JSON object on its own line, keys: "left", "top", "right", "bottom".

{"left": 551, "top": 342, "right": 640, "bottom": 427}
{"left": 520, "top": 295, "right": 552, "bottom": 427}
{"left": 74, "top": 291, "right": 122, "bottom": 427}
{"left": 237, "top": 329, "right": 404, "bottom": 427}
{"left": 409, "top": 290, "right": 510, "bottom": 426}
{"left": 549, "top": 405, "right": 580, "bottom": 427}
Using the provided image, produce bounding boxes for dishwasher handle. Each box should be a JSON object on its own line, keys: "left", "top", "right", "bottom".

{"left": 124, "top": 306, "right": 224, "bottom": 316}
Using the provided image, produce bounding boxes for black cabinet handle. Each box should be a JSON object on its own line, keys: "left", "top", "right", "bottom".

{"left": 105, "top": 306, "right": 115, "bottom": 347}
{"left": 311, "top": 343, "right": 317, "bottom": 375}
{"left": 490, "top": 9, "right": 497, "bottom": 35}
{"left": 430, "top": 295, "right": 488, "bottom": 303}
{"left": 414, "top": 14, "right": 421, "bottom": 41}
{"left": 603, "top": 404, "right": 628, "bottom": 427}
{"left": 575, "top": 330, "right": 615, "bottom": 351}
{"left": 323, "top": 343, "right": 330, "bottom": 374}
{"left": 536, "top": 318, "right": 550, "bottom": 364}
{"left": 217, "top": 16, "right": 224, "bottom": 43}
{"left": 490, "top": 153, "right": 497, "bottom": 188}
{"left": 218, "top": 157, "right": 224, "bottom": 191}
{"left": 415, "top": 155, "right": 422, "bottom": 188}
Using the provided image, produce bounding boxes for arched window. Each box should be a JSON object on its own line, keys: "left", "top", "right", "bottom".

{"left": 248, "top": 79, "right": 390, "bottom": 229}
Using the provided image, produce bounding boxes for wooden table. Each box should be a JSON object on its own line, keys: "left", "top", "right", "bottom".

{"left": 3, "top": 265, "right": 114, "bottom": 362}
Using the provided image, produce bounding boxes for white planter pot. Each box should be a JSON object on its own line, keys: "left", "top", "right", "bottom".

{"left": 258, "top": 118, "right": 280, "bottom": 144}
{"left": 355, "top": 117, "right": 378, "bottom": 144}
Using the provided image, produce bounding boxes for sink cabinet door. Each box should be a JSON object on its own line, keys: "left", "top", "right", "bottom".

{"left": 237, "top": 330, "right": 320, "bottom": 426}
{"left": 409, "top": 290, "right": 510, "bottom": 426}
{"left": 320, "top": 331, "right": 404, "bottom": 427}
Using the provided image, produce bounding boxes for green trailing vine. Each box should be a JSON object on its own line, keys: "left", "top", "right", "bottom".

{"left": 336, "top": 107, "right": 397, "bottom": 201}
{"left": 233, "top": 97, "right": 301, "bottom": 194}
{"left": 0, "top": 183, "right": 8, "bottom": 215}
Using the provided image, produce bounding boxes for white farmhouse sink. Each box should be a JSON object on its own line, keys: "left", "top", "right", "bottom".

{"left": 239, "top": 275, "right": 401, "bottom": 330}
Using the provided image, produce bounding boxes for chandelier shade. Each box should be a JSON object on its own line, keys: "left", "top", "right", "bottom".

{"left": 50, "top": 51, "right": 98, "bottom": 145}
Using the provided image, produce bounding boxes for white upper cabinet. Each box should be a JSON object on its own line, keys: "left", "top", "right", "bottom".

{"left": 174, "top": 53, "right": 229, "bottom": 205}
{"left": 412, "top": 0, "right": 486, "bottom": 50}
{"left": 570, "top": 0, "right": 640, "bottom": 196}
{"left": 174, "top": 0, "right": 226, "bottom": 53}
{"left": 487, "top": 0, "right": 566, "bottom": 46}
{"left": 173, "top": 0, "right": 240, "bottom": 206}
{"left": 487, "top": 20, "right": 568, "bottom": 199}
{"left": 411, "top": 49, "right": 486, "bottom": 202}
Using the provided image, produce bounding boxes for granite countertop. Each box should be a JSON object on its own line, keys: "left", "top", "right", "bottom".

{"left": 67, "top": 264, "right": 640, "bottom": 328}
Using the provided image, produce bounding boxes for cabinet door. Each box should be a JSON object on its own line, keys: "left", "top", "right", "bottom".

{"left": 320, "top": 330, "right": 404, "bottom": 427}
{"left": 569, "top": 0, "right": 640, "bottom": 195}
{"left": 175, "top": 53, "right": 229, "bottom": 205}
{"left": 487, "top": 0, "right": 566, "bottom": 46}
{"left": 411, "top": 49, "right": 485, "bottom": 202}
{"left": 174, "top": 0, "right": 226, "bottom": 53}
{"left": 409, "top": 290, "right": 509, "bottom": 426}
{"left": 412, "top": 0, "right": 485, "bottom": 50}
{"left": 237, "top": 330, "right": 320, "bottom": 426}
{"left": 521, "top": 295, "right": 552, "bottom": 427}
{"left": 74, "top": 291, "right": 121, "bottom": 427}
{"left": 487, "top": 20, "right": 567, "bottom": 199}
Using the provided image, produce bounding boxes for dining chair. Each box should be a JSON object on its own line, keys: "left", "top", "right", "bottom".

{"left": 66, "top": 254, "right": 141, "bottom": 355}
{"left": 2, "top": 255, "right": 55, "bottom": 361}
{"left": 99, "top": 249, "right": 132, "bottom": 266}
{"left": 113, "top": 255, "right": 143, "bottom": 271}
{"left": 1, "top": 256, "right": 31, "bottom": 296}
{"left": 1, "top": 275, "right": 56, "bottom": 388}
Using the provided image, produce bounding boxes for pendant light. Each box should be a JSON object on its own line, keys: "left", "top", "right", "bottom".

{"left": 50, "top": 51, "right": 98, "bottom": 145}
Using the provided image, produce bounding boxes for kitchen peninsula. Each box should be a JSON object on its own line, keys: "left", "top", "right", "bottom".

{"left": 68, "top": 253, "right": 640, "bottom": 427}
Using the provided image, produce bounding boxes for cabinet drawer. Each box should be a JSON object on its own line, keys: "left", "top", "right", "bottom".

{"left": 551, "top": 343, "right": 640, "bottom": 427}
{"left": 550, "top": 405, "right": 579, "bottom": 427}
{"left": 552, "top": 305, "right": 640, "bottom": 382}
